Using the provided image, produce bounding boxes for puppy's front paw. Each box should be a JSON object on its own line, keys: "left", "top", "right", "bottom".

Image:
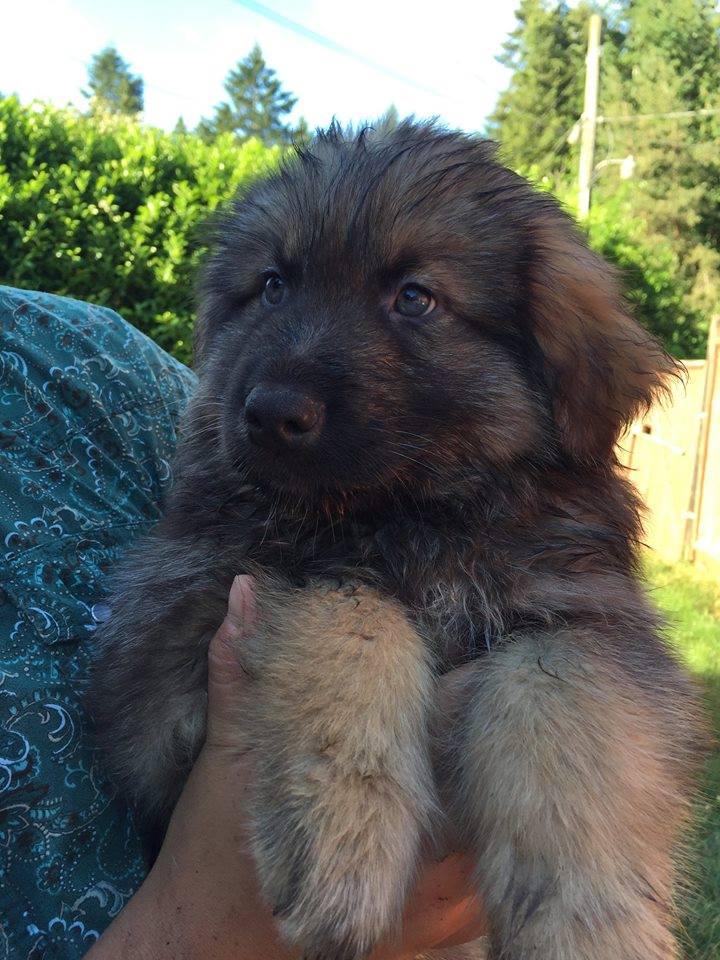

{"left": 263, "top": 805, "right": 416, "bottom": 960}
{"left": 258, "top": 760, "right": 424, "bottom": 959}
{"left": 244, "top": 580, "right": 438, "bottom": 959}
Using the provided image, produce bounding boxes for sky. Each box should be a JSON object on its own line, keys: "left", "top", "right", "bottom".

{"left": 1, "top": 0, "right": 518, "bottom": 134}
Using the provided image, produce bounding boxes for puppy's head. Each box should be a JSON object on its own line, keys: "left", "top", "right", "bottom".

{"left": 196, "top": 121, "right": 674, "bottom": 507}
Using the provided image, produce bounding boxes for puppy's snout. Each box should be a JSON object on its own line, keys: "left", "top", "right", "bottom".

{"left": 244, "top": 384, "right": 325, "bottom": 449}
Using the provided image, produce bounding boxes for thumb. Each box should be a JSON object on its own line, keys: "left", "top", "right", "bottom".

{"left": 206, "top": 573, "right": 257, "bottom": 750}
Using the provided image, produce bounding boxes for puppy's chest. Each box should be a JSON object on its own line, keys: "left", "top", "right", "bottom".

{"left": 407, "top": 576, "right": 502, "bottom": 669}
{"left": 354, "top": 523, "right": 511, "bottom": 669}
{"left": 249, "top": 514, "right": 515, "bottom": 668}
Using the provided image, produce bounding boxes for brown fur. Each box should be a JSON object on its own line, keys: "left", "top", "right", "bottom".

{"left": 455, "top": 631, "right": 695, "bottom": 959}
{"left": 90, "top": 121, "right": 705, "bottom": 960}
{"left": 530, "top": 226, "right": 676, "bottom": 460}
{"left": 240, "top": 580, "right": 437, "bottom": 958}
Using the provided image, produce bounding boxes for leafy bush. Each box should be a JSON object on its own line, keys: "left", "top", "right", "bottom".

{"left": 0, "top": 96, "right": 280, "bottom": 363}
{"left": 585, "top": 191, "right": 707, "bottom": 359}
{"left": 520, "top": 168, "right": 706, "bottom": 358}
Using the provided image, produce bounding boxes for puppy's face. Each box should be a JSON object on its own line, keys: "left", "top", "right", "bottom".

{"left": 197, "top": 123, "right": 672, "bottom": 507}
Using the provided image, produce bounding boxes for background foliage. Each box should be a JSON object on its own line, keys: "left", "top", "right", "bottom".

{"left": 645, "top": 559, "right": 720, "bottom": 959}
{"left": 0, "top": 96, "right": 279, "bottom": 363}
{"left": 489, "top": 0, "right": 720, "bottom": 358}
{"left": 197, "top": 44, "right": 308, "bottom": 146}
{"left": 84, "top": 46, "right": 144, "bottom": 118}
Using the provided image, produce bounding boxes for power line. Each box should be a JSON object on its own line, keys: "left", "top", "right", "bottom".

{"left": 231, "top": 0, "right": 469, "bottom": 103}
{"left": 598, "top": 107, "right": 720, "bottom": 124}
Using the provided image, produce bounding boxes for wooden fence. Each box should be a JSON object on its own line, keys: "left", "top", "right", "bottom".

{"left": 618, "top": 316, "right": 720, "bottom": 572}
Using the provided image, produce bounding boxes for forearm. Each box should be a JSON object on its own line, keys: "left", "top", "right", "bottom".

{"left": 86, "top": 870, "right": 295, "bottom": 960}
{"left": 84, "top": 873, "right": 204, "bottom": 960}
{"left": 86, "top": 758, "right": 478, "bottom": 960}
{"left": 86, "top": 757, "right": 296, "bottom": 960}
{"left": 88, "top": 889, "right": 417, "bottom": 960}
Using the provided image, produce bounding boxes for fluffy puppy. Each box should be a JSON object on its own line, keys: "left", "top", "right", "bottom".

{"left": 90, "top": 121, "right": 704, "bottom": 960}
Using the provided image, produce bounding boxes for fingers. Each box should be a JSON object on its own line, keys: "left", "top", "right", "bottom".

{"left": 211, "top": 574, "right": 257, "bottom": 660}
{"left": 371, "top": 853, "right": 487, "bottom": 959}
{"left": 206, "top": 574, "right": 257, "bottom": 750}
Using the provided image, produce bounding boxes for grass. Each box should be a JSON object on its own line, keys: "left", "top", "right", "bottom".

{"left": 644, "top": 558, "right": 720, "bottom": 959}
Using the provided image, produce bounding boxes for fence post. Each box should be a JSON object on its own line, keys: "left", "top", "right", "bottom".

{"left": 682, "top": 315, "right": 720, "bottom": 562}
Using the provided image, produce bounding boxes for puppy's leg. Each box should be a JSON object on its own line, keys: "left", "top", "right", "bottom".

{"left": 242, "top": 581, "right": 438, "bottom": 960}
{"left": 455, "top": 631, "right": 699, "bottom": 960}
{"left": 89, "top": 534, "right": 234, "bottom": 847}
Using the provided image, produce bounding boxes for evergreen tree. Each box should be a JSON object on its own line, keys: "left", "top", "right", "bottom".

{"left": 197, "top": 45, "right": 301, "bottom": 146}
{"left": 84, "top": 46, "right": 144, "bottom": 117}
{"left": 293, "top": 115, "right": 311, "bottom": 147}
{"left": 595, "top": 0, "right": 720, "bottom": 344}
{"left": 490, "top": 0, "right": 720, "bottom": 355}
{"left": 376, "top": 104, "right": 401, "bottom": 131}
{"left": 486, "top": 1, "right": 594, "bottom": 173}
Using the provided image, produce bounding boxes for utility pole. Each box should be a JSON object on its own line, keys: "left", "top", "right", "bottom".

{"left": 577, "top": 13, "right": 602, "bottom": 219}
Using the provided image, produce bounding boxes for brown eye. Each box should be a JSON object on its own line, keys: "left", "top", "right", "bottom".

{"left": 262, "top": 274, "right": 286, "bottom": 306}
{"left": 394, "top": 284, "right": 435, "bottom": 318}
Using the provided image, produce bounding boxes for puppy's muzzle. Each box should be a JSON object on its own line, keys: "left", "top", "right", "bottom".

{"left": 244, "top": 383, "right": 325, "bottom": 450}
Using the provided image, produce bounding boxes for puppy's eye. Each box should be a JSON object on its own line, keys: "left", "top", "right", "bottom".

{"left": 394, "top": 284, "right": 435, "bottom": 318}
{"left": 262, "top": 274, "right": 286, "bottom": 306}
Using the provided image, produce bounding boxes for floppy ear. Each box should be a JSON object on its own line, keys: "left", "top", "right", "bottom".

{"left": 530, "top": 219, "right": 678, "bottom": 462}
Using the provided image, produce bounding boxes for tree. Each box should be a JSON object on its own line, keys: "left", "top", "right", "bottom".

{"left": 0, "top": 95, "right": 280, "bottom": 365}
{"left": 594, "top": 0, "right": 720, "bottom": 348}
{"left": 84, "top": 46, "right": 144, "bottom": 117}
{"left": 486, "top": 1, "right": 595, "bottom": 173}
{"left": 375, "top": 104, "right": 401, "bottom": 131}
{"left": 489, "top": 0, "right": 720, "bottom": 356}
{"left": 292, "top": 115, "right": 312, "bottom": 147}
{"left": 197, "top": 45, "right": 303, "bottom": 146}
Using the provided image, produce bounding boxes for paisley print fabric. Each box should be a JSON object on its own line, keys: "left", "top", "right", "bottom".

{"left": 0, "top": 286, "right": 197, "bottom": 959}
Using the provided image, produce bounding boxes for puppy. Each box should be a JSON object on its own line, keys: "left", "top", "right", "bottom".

{"left": 91, "top": 121, "right": 704, "bottom": 960}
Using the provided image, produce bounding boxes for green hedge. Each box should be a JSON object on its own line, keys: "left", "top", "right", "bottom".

{"left": 0, "top": 96, "right": 280, "bottom": 363}
{"left": 584, "top": 191, "right": 707, "bottom": 359}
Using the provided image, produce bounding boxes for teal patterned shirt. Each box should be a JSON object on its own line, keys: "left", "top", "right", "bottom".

{"left": 0, "top": 286, "right": 197, "bottom": 959}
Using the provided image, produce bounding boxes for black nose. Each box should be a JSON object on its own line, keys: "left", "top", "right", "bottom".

{"left": 244, "top": 384, "right": 325, "bottom": 449}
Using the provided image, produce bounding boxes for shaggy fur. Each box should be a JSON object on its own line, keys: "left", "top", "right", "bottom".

{"left": 90, "top": 121, "right": 704, "bottom": 960}
{"left": 243, "top": 581, "right": 437, "bottom": 958}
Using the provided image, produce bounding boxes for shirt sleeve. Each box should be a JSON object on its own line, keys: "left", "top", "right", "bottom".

{"left": 0, "top": 285, "right": 197, "bottom": 959}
